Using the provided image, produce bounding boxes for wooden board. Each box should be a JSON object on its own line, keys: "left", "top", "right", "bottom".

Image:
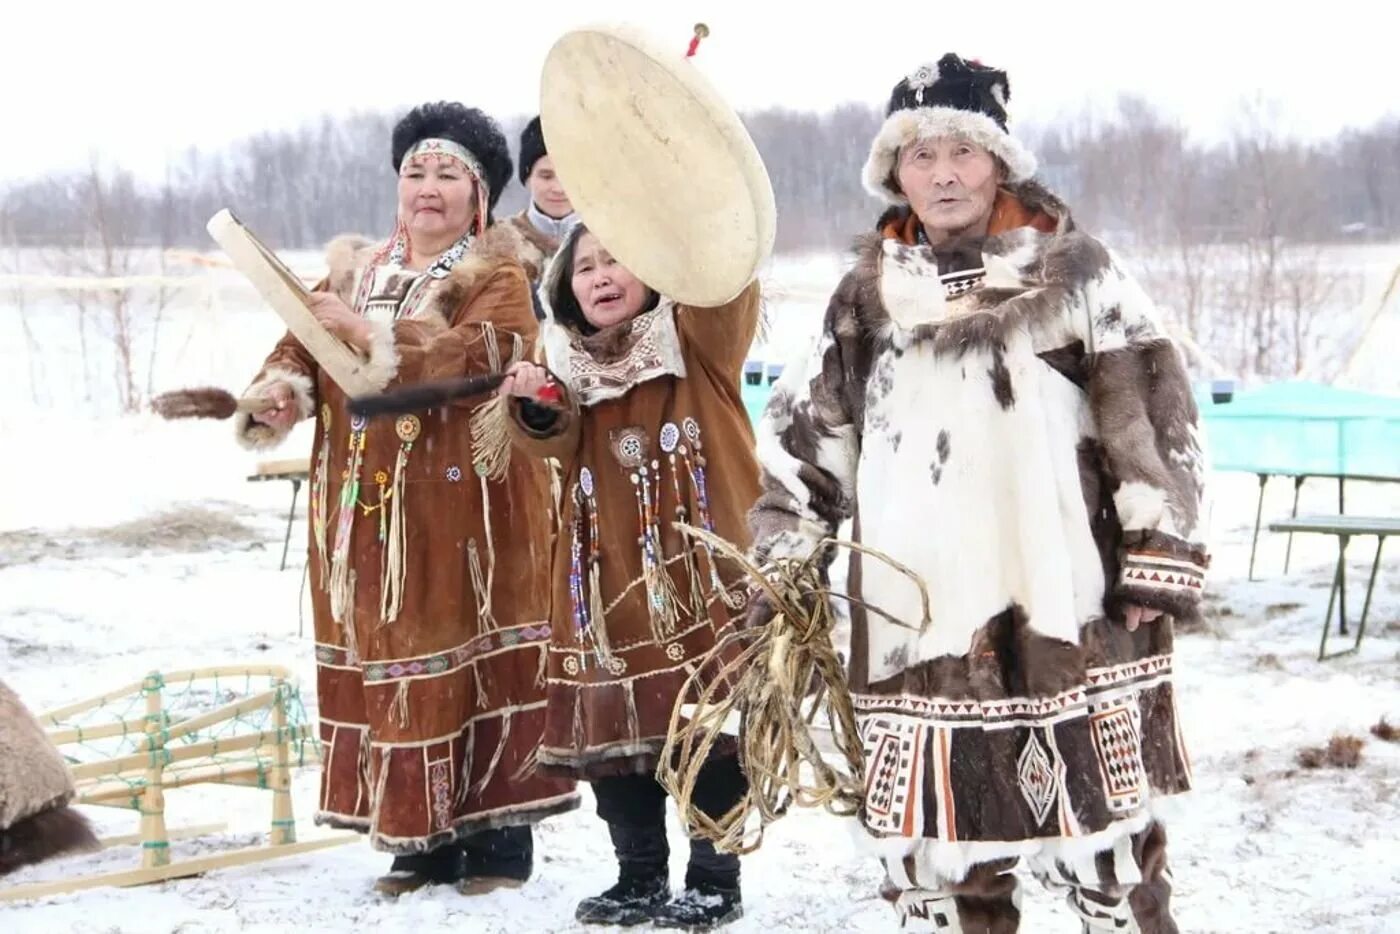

{"left": 0, "top": 834, "right": 358, "bottom": 903}
{"left": 253, "top": 457, "right": 312, "bottom": 480}
{"left": 207, "top": 210, "right": 378, "bottom": 396}
{"left": 540, "top": 24, "right": 775, "bottom": 308}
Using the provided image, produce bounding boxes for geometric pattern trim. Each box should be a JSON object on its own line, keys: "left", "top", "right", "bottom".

{"left": 1119, "top": 551, "right": 1205, "bottom": 595}
{"left": 314, "top": 622, "right": 552, "bottom": 681}
{"left": 861, "top": 714, "right": 927, "bottom": 837}
{"left": 1088, "top": 699, "right": 1145, "bottom": 814}
{"left": 1017, "top": 729, "right": 1059, "bottom": 828}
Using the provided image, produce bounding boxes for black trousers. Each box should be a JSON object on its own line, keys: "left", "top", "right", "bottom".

{"left": 461, "top": 825, "right": 533, "bottom": 880}
{"left": 591, "top": 755, "right": 747, "bottom": 889}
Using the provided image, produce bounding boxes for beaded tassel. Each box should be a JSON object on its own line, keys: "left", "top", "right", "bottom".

{"left": 329, "top": 415, "right": 367, "bottom": 631}
{"left": 379, "top": 415, "right": 418, "bottom": 625}
{"left": 633, "top": 455, "right": 682, "bottom": 643}
{"left": 311, "top": 405, "right": 332, "bottom": 590}
{"left": 567, "top": 469, "right": 612, "bottom": 666}
{"left": 661, "top": 422, "right": 707, "bottom": 620}
{"left": 679, "top": 417, "right": 745, "bottom": 609}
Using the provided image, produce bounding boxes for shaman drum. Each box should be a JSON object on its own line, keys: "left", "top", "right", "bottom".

{"left": 540, "top": 23, "right": 776, "bottom": 308}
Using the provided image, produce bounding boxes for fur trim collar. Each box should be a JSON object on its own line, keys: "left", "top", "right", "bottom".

{"left": 541, "top": 300, "right": 687, "bottom": 406}
{"left": 323, "top": 222, "right": 548, "bottom": 313}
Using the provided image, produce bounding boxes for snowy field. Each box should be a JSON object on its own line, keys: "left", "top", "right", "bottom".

{"left": 1, "top": 247, "right": 1398, "bottom": 932}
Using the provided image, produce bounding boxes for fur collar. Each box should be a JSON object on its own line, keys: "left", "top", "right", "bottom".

{"left": 541, "top": 300, "right": 687, "bottom": 406}
{"left": 873, "top": 178, "right": 1075, "bottom": 238}
{"left": 324, "top": 222, "right": 548, "bottom": 316}
{"left": 845, "top": 184, "right": 1113, "bottom": 353}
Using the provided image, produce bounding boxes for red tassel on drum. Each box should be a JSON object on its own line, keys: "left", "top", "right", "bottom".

{"left": 686, "top": 23, "right": 709, "bottom": 58}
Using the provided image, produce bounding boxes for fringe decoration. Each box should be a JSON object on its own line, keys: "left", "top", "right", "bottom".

{"left": 339, "top": 572, "right": 360, "bottom": 664}
{"left": 535, "top": 643, "right": 548, "bottom": 688}
{"left": 470, "top": 712, "right": 513, "bottom": 796}
{"left": 571, "top": 690, "right": 585, "bottom": 751}
{"left": 311, "top": 421, "right": 331, "bottom": 589}
{"left": 469, "top": 394, "right": 512, "bottom": 482}
{"left": 548, "top": 458, "right": 564, "bottom": 531}
{"left": 632, "top": 458, "right": 681, "bottom": 642}
{"left": 665, "top": 440, "right": 711, "bottom": 621}
{"left": 329, "top": 426, "right": 366, "bottom": 627}
{"left": 390, "top": 680, "right": 411, "bottom": 728}
{"left": 370, "top": 748, "right": 391, "bottom": 819}
{"left": 474, "top": 659, "right": 490, "bottom": 709}
{"left": 467, "top": 475, "right": 499, "bottom": 633}
{"left": 355, "top": 727, "right": 372, "bottom": 816}
{"left": 570, "top": 476, "right": 612, "bottom": 665}
{"left": 482, "top": 321, "right": 502, "bottom": 374}
{"left": 587, "top": 563, "right": 612, "bottom": 663}
{"left": 678, "top": 421, "right": 746, "bottom": 610}
{"left": 379, "top": 442, "right": 410, "bottom": 624}
{"left": 468, "top": 544, "right": 496, "bottom": 633}
{"left": 509, "top": 744, "right": 539, "bottom": 783}
{"left": 625, "top": 681, "right": 641, "bottom": 743}
{"left": 455, "top": 725, "right": 475, "bottom": 808}
{"left": 642, "top": 554, "right": 683, "bottom": 646}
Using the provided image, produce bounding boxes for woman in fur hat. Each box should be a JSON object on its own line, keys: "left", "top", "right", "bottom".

{"left": 748, "top": 54, "right": 1207, "bottom": 932}
{"left": 237, "top": 101, "right": 578, "bottom": 896}
{"left": 498, "top": 224, "right": 759, "bottom": 930}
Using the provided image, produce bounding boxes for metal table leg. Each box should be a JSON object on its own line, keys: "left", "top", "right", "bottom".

{"left": 1248, "top": 473, "right": 1269, "bottom": 582}
{"left": 1283, "top": 476, "right": 1305, "bottom": 573}
{"left": 280, "top": 479, "right": 303, "bottom": 572}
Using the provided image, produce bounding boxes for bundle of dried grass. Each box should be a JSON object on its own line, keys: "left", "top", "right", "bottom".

{"left": 657, "top": 525, "right": 929, "bottom": 855}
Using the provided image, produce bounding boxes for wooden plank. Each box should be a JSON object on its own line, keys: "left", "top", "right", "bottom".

{"left": 0, "top": 834, "right": 359, "bottom": 903}
{"left": 40, "top": 665, "right": 296, "bottom": 724}
{"left": 252, "top": 457, "right": 312, "bottom": 479}
{"left": 1269, "top": 515, "right": 1400, "bottom": 536}
{"left": 69, "top": 725, "right": 310, "bottom": 782}
{"left": 162, "top": 689, "right": 279, "bottom": 743}
{"left": 99, "top": 823, "right": 228, "bottom": 850}
{"left": 47, "top": 717, "right": 149, "bottom": 747}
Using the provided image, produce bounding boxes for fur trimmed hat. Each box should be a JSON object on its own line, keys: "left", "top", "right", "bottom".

{"left": 862, "top": 53, "right": 1037, "bottom": 205}
{"left": 391, "top": 101, "right": 514, "bottom": 213}
{"left": 518, "top": 116, "right": 548, "bottom": 186}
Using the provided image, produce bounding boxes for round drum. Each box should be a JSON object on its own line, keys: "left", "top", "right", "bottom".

{"left": 540, "top": 24, "right": 776, "bottom": 308}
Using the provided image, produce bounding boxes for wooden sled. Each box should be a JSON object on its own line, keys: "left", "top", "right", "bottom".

{"left": 1, "top": 665, "right": 356, "bottom": 903}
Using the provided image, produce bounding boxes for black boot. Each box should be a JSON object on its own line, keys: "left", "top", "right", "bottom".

{"left": 374, "top": 843, "right": 465, "bottom": 896}
{"left": 459, "top": 825, "right": 533, "bottom": 894}
{"left": 575, "top": 821, "right": 671, "bottom": 926}
{"left": 653, "top": 837, "right": 743, "bottom": 930}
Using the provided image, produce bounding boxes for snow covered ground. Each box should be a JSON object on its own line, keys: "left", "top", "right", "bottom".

{"left": 1, "top": 249, "right": 1398, "bottom": 932}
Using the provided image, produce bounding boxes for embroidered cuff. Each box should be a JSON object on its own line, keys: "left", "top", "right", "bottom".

{"left": 1114, "top": 529, "right": 1209, "bottom": 618}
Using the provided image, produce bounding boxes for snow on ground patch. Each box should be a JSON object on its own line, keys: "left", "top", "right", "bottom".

{"left": 2, "top": 436, "right": 1398, "bottom": 931}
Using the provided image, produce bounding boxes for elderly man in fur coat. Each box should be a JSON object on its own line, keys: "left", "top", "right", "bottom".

{"left": 1, "top": 680, "right": 99, "bottom": 876}
{"left": 748, "top": 54, "right": 1208, "bottom": 932}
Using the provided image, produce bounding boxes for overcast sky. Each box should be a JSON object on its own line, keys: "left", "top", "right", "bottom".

{"left": 2, "top": 0, "right": 1393, "bottom": 183}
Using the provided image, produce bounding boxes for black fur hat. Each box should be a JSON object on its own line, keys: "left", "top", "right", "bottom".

{"left": 863, "top": 53, "right": 1037, "bottom": 204}
{"left": 518, "top": 116, "right": 548, "bottom": 186}
{"left": 391, "top": 101, "right": 514, "bottom": 213}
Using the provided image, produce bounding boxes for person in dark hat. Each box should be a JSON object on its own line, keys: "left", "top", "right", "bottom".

{"left": 508, "top": 115, "right": 581, "bottom": 321}
{"left": 236, "top": 100, "right": 577, "bottom": 897}
{"left": 747, "top": 54, "right": 1207, "bottom": 931}
{"left": 516, "top": 115, "right": 578, "bottom": 241}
